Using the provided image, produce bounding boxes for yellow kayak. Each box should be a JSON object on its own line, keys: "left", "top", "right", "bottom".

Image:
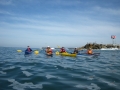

{"left": 55, "top": 51, "right": 76, "bottom": 57}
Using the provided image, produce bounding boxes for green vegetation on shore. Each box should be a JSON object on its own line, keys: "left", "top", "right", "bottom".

{"left": 78, "top": 43, "right": 120, "bottom": 50}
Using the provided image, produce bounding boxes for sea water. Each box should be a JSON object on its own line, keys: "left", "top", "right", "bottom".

{"left": 0, "top": 47, "right": 120, "bottom": 90}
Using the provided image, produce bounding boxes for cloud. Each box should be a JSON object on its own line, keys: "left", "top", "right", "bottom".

{"left": 0, "top": 10, "right": 13, "bottom": 15}
{"left": 0, "top": 12, "right": 120, "bottom": 37}
{"left": 47, "top": 0, "right": 81, "bottom": 6}
{"left": 0, "top": 0, "right": 120, "bottom": 47}
{"left": 93, "top": 6, "right": 120, "bottom": 15}
{"left": 0, "top": 0, "right": 12, "bottom": 5}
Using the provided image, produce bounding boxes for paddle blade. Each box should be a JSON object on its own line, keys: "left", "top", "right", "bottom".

{"left": 56, "top": 51, "right": 59, "bottom": 55}
{"left": 34, "top": 50, "right": 39, "bottom": 54}
{"left": 17, "top": 50, "right": 22, "bottom": 52}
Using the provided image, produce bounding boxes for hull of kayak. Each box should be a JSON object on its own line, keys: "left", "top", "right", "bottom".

{"left": 46, "top": 53, "right": 53, "bottom": 56}
{"left": 77, "top": 53, "right": 100, "bottom": 57}
{"left": 60, "top": 53, "right": 76, "bottom": 57}
{"left": 24, "top": 51, "right": 32, "bottom": 55}
{"left": 55, "top": 51, "right": 76, "bottom": 57}
{"left": 56, "top": 51, "right": 77, "bottom": 57}
{"left": 77, "top": 54, "right": 94, "bottom": 57}
{"left": 60, "top": 52, "right": 76, "bottom": 57}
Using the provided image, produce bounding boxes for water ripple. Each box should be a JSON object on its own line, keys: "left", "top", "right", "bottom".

{"left": 0, "top": 47, "right": 120, "bottom": 90}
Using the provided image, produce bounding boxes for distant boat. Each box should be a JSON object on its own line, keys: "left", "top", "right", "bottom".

{"left": 101, "top": 48, "right": 118, "bottom": 50}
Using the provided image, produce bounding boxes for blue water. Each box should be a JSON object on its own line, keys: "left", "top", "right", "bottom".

{"left": 0, "top": 47, "right": 120, "bottom": 90}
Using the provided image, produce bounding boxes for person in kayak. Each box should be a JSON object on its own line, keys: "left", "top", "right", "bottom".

{"left": 46, "top": 46, "right": 53, "bottom": 55}
{"left": 87, "top": 48, "right": 93, "bottom": 54}
{"left": 25, "top": 46, "right": 32, "bottom": 52}
{"left": 60, "top": 47, "right": 66, "bottom": 53}
{"left": 73, "top": 48, "right": 78, "bottom": 54}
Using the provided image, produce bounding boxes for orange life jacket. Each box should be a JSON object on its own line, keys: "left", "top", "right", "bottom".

{"left": 46, "top": 49, "right": 52, "bottom": 54}
{"left": 87, "top": 50, "right": 92, "bottom": 54}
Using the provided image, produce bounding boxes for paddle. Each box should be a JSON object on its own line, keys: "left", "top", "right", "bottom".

{"left": 34, "top": 50, "right": 39, "bottom": 54}
{"left": 57, "top": 45, "right": 61, "bottom": 48}
{"left": 55, "top": 45, "right": 60, "bottom": 55}
{"left": 17, "top": 50, "right": 22, "bottom": 52}
{"left": 55, "top": 51, "right": 60, "bottom": 55}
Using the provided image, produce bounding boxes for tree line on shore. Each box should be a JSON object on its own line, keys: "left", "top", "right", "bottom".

{"left": 78, "top": 43, "right": 120, "bottom": 50}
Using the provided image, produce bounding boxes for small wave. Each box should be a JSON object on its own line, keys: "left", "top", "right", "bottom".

{"left": 20, "top": 66, "right": 33, "bottom": 70}
{"left": 98, "top": 78, "right": 117, "bottom": 87}
{"left": 75, "top": 83, "right": 101, "bottom": 90}
{"left": 8, "top": 79, "right": 16, "bottom": 82}
{"left": 22, "top": 71, "right": 33, "bottom": 77}
{"left": 2, "top": 66, "right": 15, "bottom": 70}
{"left": 46, "top": 74, "right": 58, "bottom": 79}
{"left": 8, "top": 79, "right": 43, "bottom": 90}
{"left": 87, "top": 76, "right": 95, "bottom": 80}
{"left": 0, "top": 71, "right": 7, "bottom": 74}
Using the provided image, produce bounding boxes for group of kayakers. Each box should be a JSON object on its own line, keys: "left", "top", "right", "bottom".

{"left": 59, "top": 47, "right": 93, "bottom": 54}
{"left": 25, "top": 46, "right": 93, "bottom": 55}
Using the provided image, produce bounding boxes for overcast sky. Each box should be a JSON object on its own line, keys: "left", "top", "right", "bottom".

{"left": 0, "top": 0, "right": 120, "bottom": 48}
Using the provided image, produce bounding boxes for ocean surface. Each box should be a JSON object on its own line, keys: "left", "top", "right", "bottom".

{"left": 0, "top": 47, "right": 120, "bottom": 90}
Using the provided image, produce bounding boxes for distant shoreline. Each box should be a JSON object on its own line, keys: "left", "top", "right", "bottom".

{"left": 78, "top": 43, "right": 120, "bottom": 50}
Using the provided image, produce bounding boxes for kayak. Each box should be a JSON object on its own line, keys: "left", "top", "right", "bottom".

{"left": 55, "top": 51, "right": 76, "bottom": 57}
{"left": 24, "top": 51, "right": 32, "bottom": 55}
{"left": 77, "top": 53, "right": 100, "bottom": 57}
{"left": 46, "top": 53, "right": 53, "bottom": 56}
{"left": 61, "top": 53, "right": 76, "bottom": 57}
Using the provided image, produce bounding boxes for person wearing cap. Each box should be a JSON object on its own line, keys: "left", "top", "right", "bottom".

{"left": 73, "top": 48, "right": 78, "bottom": 54}
{"left": 46, "top": 46, "right": 53, "bottom": 55}
{"left": 25, "top": 46, "right": 32, "bottom": 52}
{"left": 60, "top": 47, "right": 66, "bottom": 53}
{"left": 87, "top": 48, "right": 93, "bottom": 54}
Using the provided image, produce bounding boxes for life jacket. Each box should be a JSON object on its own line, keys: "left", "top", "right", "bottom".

{"left": 27, "top": 48, "right": 31, "bottom": 52}
{"left": 46, "top": 49, "right": 52, "bottom": 54}
{"left": 74, "top": 50, "right": 78, "bottom": 53}
{"left": 60, "top": 48, "right": 66, "bottom": 53}
{"left": 87, "top": 50, "right": 92, "bottom": 54}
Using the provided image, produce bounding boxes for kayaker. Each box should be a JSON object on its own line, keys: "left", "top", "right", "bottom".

{"left": 60, "top": 47, "right": 66, "bottom": 53}
{"left": 87, "top": 48, "right": 93, "bottom": 54}
{"left": 25, "top": 46, "right": 32, "bottom": 52}
{"left": 73, "top": 48, "right": 78, "bottom": 54}
{"left": 46, "top": 46, "right": 53, "bottom": 55}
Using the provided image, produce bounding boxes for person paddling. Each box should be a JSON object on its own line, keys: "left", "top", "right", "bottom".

{"left": 25, "top": 46, "right": 32, "bottom": 52}
{"left": 45, "top": 46, "right": 53, "bottom": 55}
{"left": 73, "top": 48, "right": 78, "bottom": 54}
{"left": 60, "top": 47, "right": 66, "bottom": 53}
{"left": 87, "top": 48, "right": 93, "bottom": 54}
